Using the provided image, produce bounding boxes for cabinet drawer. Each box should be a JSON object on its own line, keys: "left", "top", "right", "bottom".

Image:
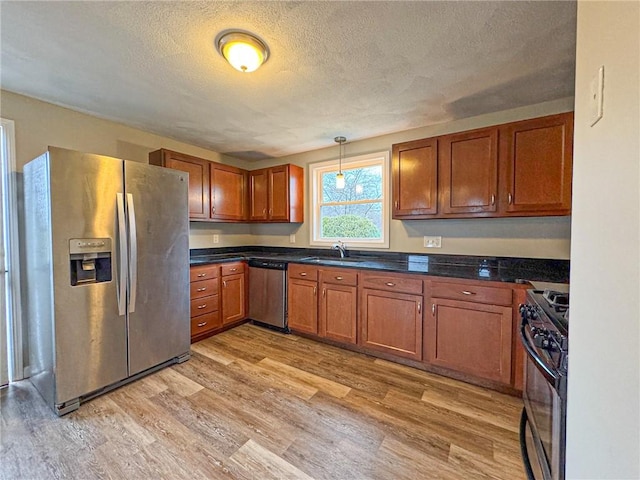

{"left": 289, "top": 263, "right": 319, "bottom": 281}
{"left": 221, "top": 262, "right": 245, "bottom": 276}
{"left": 431, "top": 282, "right": 512, "bottom": 306}
{"left": 190, "top": 278, "right": 219, "bottom": 299}
{"left": 361, "top": 272, "right": 422, "bottom": 295}
{"left": 320, "top": 268, "right": 358, "bottom": 286}
{"left": 190, "top": 264, "right": 219, "bottom": 282}
{"left": 190, "top": 294, "right": 219, "bottom": 317}
{"left": 191, "top": 311, "right": 221, "bottom": 336}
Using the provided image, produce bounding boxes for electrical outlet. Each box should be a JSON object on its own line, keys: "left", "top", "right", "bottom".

{"left": 423, "top": 236, "right": 442, "bottom": 248}
{"left": 213, "top": 234, "right": 219, "bottom": 244}
{"left": 289, "top": 234, "right": 296, "bottom": 244}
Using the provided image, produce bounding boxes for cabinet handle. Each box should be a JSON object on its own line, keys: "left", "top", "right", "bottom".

{"left": 230, "top": 268, "right": 237, "bottom": 272}
{"left": 461, "top": 290, "right": 476, "bottom": 295}
{"left": 211, "top": 205, "right": 216, "bottom": 214}
{"left": 418, "top": 302, "right": 421, "bottom": 314}
{"left": 322, "top": 288, "right": 326, "bottom": 298}
{"left": 491, "top": 194, "right": 495, "bottom": 206}
{"left": 335, "top": 276, "right": 343, "bottom": 281}
{"left": 385, "top": 282, "right": 396, "bottom": 287}
{"left": 197, "top": 273, "right": 206, "bottom": 278}
{"left": 263, "top": 208, "right": 266, "bottom": 215}
{"left": 223, "top": 280, "right": 227, "bottom": 287}
{"left": 508, "top": 193, "right": 513, "bottom": 205}
{"left": 313, "top": 286, "right": 317, "bottom": 296}
{"left": 431, "top": 304, "right": 436, "bottom": 316}
{"left": 300, "top": 272, "right": 307, "bottom": 277}
{"left": 197, "top": 304, "right": 207, "bottom": 309}
{"left": 269, "top": 208, "right": 273, "bottom": 215}
{"left": 197, "top": 321, "right": 207, "bottom": 327}
{"left": 395, "top": 200, "right": 398, "bottom": 209}
{"left": 197, "top": 287, "right": 207, "bottom": 292}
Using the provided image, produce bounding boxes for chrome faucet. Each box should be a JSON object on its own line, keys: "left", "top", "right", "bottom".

{"left": 332, "top": 241, "right": 347, "bottom": 258}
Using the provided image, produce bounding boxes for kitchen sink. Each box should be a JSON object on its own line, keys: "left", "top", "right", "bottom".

{"left": 299, "top": 256, "right": 370, "bottom": 266}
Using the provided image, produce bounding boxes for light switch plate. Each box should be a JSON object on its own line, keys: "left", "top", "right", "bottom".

{"left": 289, "top": 234, "right": 296, "bottom": 244}
{"left": 213, "top": 234, "right": 219, "bottom": 244}
{"left": 590, "top": 65, "right": 604, "bottom": 126}
{"left": 424, "top": 236, "right": 442, "bottom": 248}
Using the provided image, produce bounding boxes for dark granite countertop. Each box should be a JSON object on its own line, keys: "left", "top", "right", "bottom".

{"left": 189, "top": 247, "right": 569, "bottom": 284}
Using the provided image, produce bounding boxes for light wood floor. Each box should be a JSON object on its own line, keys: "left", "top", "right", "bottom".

{"left": 1, "top": 324, "right": 526, "bottom": 479}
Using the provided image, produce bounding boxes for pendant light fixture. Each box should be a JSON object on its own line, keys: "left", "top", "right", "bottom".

{"left": 216, "top": 30, "right": 270, "bottom": 73}
{"left": 335, "top": 136, "right": 346, "bottom": 189}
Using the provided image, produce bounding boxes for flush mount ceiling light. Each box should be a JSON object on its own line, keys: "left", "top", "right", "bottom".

{"left": 216, "top": 30, "right": 269, "bottom": 73}
{"left": 335, "top": 136, "right": 346, "bottom": 190}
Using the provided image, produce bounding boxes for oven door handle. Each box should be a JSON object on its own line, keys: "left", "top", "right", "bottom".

{"left": 520, "top": 320, "right": 561, "bottom": 387}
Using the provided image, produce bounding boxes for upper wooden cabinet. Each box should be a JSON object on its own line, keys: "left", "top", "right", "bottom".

{"left": 211, "top": 163, "right": 248, "bottom": 221}
{"left": 439, "top": 127, "right": 498, "bottom": 216}
{"left": 392, "top": 138, "right": 438, "bottom": 217}
{"left": 392, "top": 112, "right": 574, "bottom": 219}
{"left": 499, "top": 112, "right": 573, "bottom": 216}
{"left": 149, "top": 149, "right": 210, "bottom": 220}
{"left": 249, "top": 164, "right": 304, "bottom": 222}
{"left": 150, "top": 148, "right": 304, "bottom": 223}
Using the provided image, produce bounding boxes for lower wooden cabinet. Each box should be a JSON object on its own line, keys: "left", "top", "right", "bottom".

{"left": 190, "top": 264, "right": 221, "bottom": 342}
{"left": 424, "top": 282, "right": 513, "bottom": 385}
{"left": 221, "top": 264, "right": 247, "bottom": 325}
{"left": 286, "top": 263, "right": 523, "bottom": 393}
{"left": 360, "top": 288, "right": 423, "bottom": 360}
{"left": 318, "top": 268, "right": 358, "bottom": 344}
{"left": 359, "top": 271, "right": 424, "bottom": 360}
{"left": 320, "top": 282, "right": 357, "bottom": 344}
{"left": 288, "top": 278, "right": 318, "bottom": 334}
{"left": 190, "top": 261, "right": 247, "bottom": 343}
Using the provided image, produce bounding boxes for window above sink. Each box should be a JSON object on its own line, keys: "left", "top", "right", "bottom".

{"left": 309, "top": 150, "right": 390, "bottom": 249}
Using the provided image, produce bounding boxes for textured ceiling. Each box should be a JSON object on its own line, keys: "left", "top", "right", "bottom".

{"left": 0, "top": 1, "right": 576, "bottom": 160}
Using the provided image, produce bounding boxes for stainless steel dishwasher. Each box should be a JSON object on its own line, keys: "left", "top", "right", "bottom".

{"left": 248, "top": 258, "right": 289, "bottom": 332}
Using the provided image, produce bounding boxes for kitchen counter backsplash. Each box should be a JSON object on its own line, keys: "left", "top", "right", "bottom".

{"left": 189, "top": 247, "right": 569, "bottom": 284}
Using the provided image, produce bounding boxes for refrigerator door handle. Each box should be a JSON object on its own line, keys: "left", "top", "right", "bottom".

{"left": 126, "top": 193, "right": 138, "bottom": 313}
{"left": 116, "top": 193, "right": 127, "bottom": 316}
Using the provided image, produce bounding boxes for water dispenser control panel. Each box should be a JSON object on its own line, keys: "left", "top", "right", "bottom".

{"left": 69, "top": 238, "right": 112, "bottom": 286}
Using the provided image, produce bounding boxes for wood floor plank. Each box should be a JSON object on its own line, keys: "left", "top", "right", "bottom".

{"left": 258, "top": 357, "right": 352, "bottom": 398}
{"left": 190, "top": 340, "right": 236, "bottom": 365}
{"left": 230, "top": 439, "right": 314, "bottom": 480}
{"left": 1, "top": 324, "right": 526, "bottom": 480}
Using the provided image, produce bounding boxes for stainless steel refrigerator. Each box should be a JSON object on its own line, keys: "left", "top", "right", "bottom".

{"left": 24, "top": 147, "right": 190, "bottom": 416}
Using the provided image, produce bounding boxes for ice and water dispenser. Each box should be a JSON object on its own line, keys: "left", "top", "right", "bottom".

{"left": 69, "top": 238, "right": 112, "bottom": 286}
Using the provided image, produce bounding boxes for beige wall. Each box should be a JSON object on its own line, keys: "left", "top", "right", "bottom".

{"left": 2, "top": 89, "right": 574, "bottom": 258}
{"left": 566, "top": 2, "right": 639, "bottom": 478}
{"left": 0, "top": 90, "right": 254, "bottom": 247}
{"left": 250, "top": 97, "right": 574, "bottom": 259}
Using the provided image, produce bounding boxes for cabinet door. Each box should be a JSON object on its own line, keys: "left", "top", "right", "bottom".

{"left": 288, "top": 279, "right": 318, "bottom": 334}
{"left": 320, "top": 283, "right": 357, "bottom": 344}
{"left": 269, "top": 165, "right": 290, "bottom": 221}
{"left": 361, "top": 289, "right": 422, "bottom": 360}
{"left": 425, "top": 298, "right": 513, "bottom": 384}
{"left": 392, "top": 138, "right": 438, "bottom": 217}
{"left": 221, "top": 273, "right": 246, "bottom": 324}
{"left": 249, "top": 169, "right": 268, "bottom": 221}
{"left": 211, "top": 164, "right": 248, "bottom": 221}
{"left": 149, "top": 150, "right": 210, "bottom": 220}
{"left": 499, "top": 112, "right": 573, "bottom": 215}
{"left": 439, "top": 128, "right": 498, "bottom": 215}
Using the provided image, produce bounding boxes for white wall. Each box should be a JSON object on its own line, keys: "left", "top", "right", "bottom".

{"left": 566, "top": 2, "right": 640, "bottom": 478}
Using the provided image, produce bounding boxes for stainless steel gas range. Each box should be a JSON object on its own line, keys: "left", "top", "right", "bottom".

{"left": 519, "top": 289, "right": 569, "bottom": 480}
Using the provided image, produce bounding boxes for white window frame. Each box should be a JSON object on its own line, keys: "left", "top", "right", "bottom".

{"left": 310, "top": 150, "right": 390, "bottom": 249}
